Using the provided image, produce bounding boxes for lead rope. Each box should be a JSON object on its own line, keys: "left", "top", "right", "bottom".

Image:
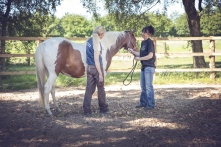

{"left": 123, "top": 33, "right": 138, "bottom": 86}
{"left": 123, "top": 56, "right": 137, "bottom": 86}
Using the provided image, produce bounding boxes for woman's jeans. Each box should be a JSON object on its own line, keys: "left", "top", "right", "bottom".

{"left": 140, "top": 67, "right": 155, "bottom": 109}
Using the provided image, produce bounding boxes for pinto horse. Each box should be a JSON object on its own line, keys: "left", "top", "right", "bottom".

{"left": 35, "top": 29, "right": 137, "bottom": 115}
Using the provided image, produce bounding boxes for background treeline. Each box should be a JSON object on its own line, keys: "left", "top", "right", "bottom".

{"left": 0, "top": 8, "right": 221, "bottom": 66}
{"left": 1, "top": 7, "right": 221, "bottom": 38}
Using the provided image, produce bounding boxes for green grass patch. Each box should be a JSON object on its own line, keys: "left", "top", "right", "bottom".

{"left": 154, "top": 72, "right": 221, "bottom": 84}
{"left": 1, "top": 70, "right": 221, "bottom": 91}
{"left": 0, "top": 74, "right": 37, "bottom": 91}
{"left": 4, "top": 63, "right": 36, "bottom": 71}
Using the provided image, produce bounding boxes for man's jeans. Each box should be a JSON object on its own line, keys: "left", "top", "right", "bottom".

{"left": 139, "top": 67, "right": 155, "bottom": 109}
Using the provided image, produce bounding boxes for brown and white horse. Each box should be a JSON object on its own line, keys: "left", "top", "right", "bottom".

{"left": 35, "top": 29, "right": 137, "bottom": 115}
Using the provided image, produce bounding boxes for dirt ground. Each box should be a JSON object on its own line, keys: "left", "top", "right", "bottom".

{"left": 0, "top": 84, "right": 221, "bottom": 147}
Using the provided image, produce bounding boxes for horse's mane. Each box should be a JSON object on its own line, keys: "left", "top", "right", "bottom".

{"left": 100, "top": 31, "right": 126, "bottom": 51}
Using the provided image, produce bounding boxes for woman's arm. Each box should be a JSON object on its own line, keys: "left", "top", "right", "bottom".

{"left": 128, "top": 48, "right": 140, "bottom": 57}
{"left": 94, "top": 49, "right": 103, "bottom": 82}
{"left": 135, "top": 52, "right": 153, "bottom": 61}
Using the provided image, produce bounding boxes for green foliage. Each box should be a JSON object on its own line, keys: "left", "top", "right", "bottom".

{"left": 201, "top": 8, "right": 221, "bottom": 36}
{"left": 90, "top": 15, "right": 118, "bottom": 32}
{"left": 150, "top": 12, "right": 175, "bottom": 37}
{"left": 44, "top": 16, "right": 65, "bottom": 37}
{"left": 1, "top": 0, "right": 62, "bottom": 36}
{"left": 93, "top": 12, "right": 176, "bottom": 38}
{"left": 5, "top": 40, "right": 37, "bottom": 65}
{"left": 174, "top": 13, "right": 190, "bottom": 37}
{"left": 82, "top": 0, "right": 177, "bottom": 37}
{"left": 61, "top": 13, "right": 93, "bottom": 37}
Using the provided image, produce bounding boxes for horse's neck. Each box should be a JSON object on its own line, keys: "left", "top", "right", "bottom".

{"left": 102, "top": 32, "right": 126, "bottom": 58}
{"left": 109, "top": 40, "right": 124, "bottom": 57}
{"left": 101, "top": 32, "right": 127, "bottom": 73}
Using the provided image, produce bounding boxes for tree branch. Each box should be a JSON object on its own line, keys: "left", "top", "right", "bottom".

{"left": 139, "top": 0, "right": 159, "bottom": 16}
{"left": 3, "top": 0, "right": 12, "bottom": 22}
{"left": 199, "top": 0, "right": 203, "bottom": 12}
{"left": 198, "top": 4, "right": 211, "bottom": 17}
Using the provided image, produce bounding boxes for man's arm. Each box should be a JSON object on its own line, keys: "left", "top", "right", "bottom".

{"left": 94, "top": 49, "right": 103, "bottom": 82}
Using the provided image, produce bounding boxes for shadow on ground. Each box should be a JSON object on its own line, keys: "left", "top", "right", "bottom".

{"left": 0, "top": 86, "right": 221, "bottom": 147}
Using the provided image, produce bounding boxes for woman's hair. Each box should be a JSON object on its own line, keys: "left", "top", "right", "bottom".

{"left": 93, "top": 26, "right": 106, "bottom": 50}
{"left": 142, "top": 25, "right": 155, "bottom": 36}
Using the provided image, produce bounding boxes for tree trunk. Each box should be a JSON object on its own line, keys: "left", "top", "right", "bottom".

{"left": 182, "top": 0, "right": 206, "bottom": 68}
{"left": 0, "top": 0, "right": 12, "bottom": 72}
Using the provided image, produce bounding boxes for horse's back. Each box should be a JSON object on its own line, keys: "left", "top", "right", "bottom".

{"left": 37, "top": 37, "right": 87, "bottom": 78}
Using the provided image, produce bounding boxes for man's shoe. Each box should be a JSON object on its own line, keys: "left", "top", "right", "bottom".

{"left": 100, "top": 110, "right": 113, "bottom": 114}
{"left": 135, "top": 105, "right": 146, "bottom": 108}
{"left": 143, "top": 107, "right": 154, "bottom": 111}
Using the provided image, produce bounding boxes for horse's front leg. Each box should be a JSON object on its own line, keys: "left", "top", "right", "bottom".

{"left": 51, "top": 85, "right": 61, "bottom": 112}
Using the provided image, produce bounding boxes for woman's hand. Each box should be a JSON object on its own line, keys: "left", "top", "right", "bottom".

{"left": 128, "top": 48, "right": 134, "bottom": 54}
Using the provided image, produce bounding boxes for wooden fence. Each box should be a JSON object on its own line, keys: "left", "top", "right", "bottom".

{"left": 1, "top": 36, "right": 221, "bottom": 80}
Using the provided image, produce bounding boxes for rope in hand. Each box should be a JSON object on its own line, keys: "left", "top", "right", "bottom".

{"left": 123, "top": 55, "right": 137, "bottom": 86}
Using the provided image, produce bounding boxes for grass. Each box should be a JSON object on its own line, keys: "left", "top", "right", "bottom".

{"left": 4, "top": 63, "right": 36, "bottom": 71}
{"left": 0, "top": 74, "right": 37, "bottom": 90}
{"left": 1, "top": 66, "right": 221, "bottom": 91}
{"left": 1, "top": 40, "right": 221, "bottom": 90}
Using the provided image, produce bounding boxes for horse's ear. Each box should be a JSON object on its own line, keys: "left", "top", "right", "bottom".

{"left": 131, "top": 28, "right": 136, "bottom": 34}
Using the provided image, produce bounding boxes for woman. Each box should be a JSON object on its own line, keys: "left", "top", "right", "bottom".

{"left": 129, "top": 25, "right": 156, "bottom": 110}
{"left": 83, "top": 26, "right": 112, "bottom": 116}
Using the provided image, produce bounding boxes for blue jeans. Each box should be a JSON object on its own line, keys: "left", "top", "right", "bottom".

{"left": 139, "top": 67, "right": 155, "bottom": 109}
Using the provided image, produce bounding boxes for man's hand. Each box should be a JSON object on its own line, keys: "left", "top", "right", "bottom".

{"left": 99, "top": 74, "right": 103, "bottom": 82}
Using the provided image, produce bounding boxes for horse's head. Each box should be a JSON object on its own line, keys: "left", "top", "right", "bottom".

{"left": 123, "top": 28, "right": 139, "bottom": 52}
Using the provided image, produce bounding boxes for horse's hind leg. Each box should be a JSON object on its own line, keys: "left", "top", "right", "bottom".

{"left": 44, "top": 72, "right": 58, "bottom": 116}
{"left": 51, "top": 85, "right": 61, "bottom": 112}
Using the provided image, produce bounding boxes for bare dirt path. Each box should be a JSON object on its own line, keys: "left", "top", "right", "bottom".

{"left": 0, "top": 84, "right": 221, "bottom": 147}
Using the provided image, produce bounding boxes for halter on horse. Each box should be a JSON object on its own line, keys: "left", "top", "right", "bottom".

{"left": 35, "top": 29, "right": 138, "bottom": 116}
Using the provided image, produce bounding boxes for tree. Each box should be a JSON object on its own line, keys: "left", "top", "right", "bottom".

{"left": 0, "top": 0, "right": 61, "bottom": 72}
{"left": 81, "top": 0, "right": 221, "bottom": 68}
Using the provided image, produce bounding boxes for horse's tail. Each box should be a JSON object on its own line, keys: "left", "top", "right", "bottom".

{"left": 35, "top": 42, "right": 45, "bottom": 110}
